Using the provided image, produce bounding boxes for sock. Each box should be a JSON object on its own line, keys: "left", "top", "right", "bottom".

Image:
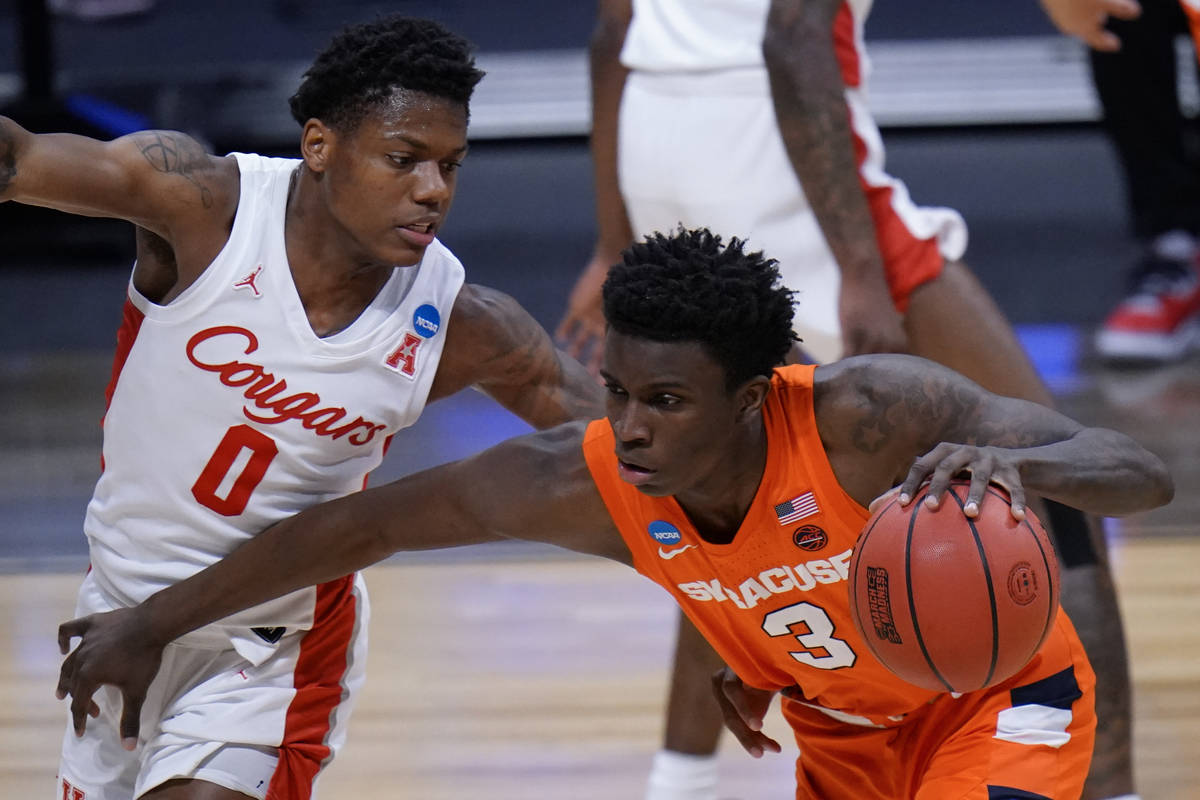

{"left": 645, "top": 749, "right": 719, "bottom": 800}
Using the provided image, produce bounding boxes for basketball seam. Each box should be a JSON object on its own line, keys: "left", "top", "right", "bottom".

{"left": 905, "top": 492, "right": 955, "bottom": 693}
{"left": 949, "top": 485, "right": 1001, "bottom": 690}
{"left": 1021, "top": 513, "right": 1058, "bottom": 664}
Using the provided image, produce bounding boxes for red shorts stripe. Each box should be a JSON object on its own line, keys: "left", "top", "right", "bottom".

{"left": 266, "top": 575, "right": 358, "bottom": 800}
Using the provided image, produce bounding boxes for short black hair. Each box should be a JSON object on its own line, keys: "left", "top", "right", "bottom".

{"left": 289, "top": 15, "right": 486, "bottom": 132}
{"left": 603, "top": 227, "right": 798, "bottom": 389}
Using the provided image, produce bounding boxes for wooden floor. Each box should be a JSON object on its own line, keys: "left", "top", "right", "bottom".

{"left": 1, "top": 537, "right": 1198, "bottom": 799}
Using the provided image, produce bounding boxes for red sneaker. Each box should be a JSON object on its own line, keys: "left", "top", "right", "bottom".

{"left": 1095, "top": 254, "right": 1200, "bottom": 363}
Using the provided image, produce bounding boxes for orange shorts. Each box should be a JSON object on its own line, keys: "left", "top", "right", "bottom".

{"left": 782, "top": 613, "right": 1095, "bottom": 800}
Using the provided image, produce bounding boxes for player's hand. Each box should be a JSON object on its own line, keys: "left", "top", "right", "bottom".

{"left": 556, "top": 251, "right": 618, "bottom": 375}
{"left": 1039, "top": 0, "right": 1141, "bottom": 52}
{"left": 56, "top": 607, "right": 165, "bottom": 751}
{"left": 838, "top": 274, "right": 907, "bottom": 358}
{"left": 710, "top": 668, "right": 782, "bottom": 758}
{"left": 896, "top": 442, "right": 1027, "bottom": 520}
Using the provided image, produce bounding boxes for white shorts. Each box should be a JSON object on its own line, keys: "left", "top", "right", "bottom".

{"left": 57, "top": 570, "right": 369, "bottom": 800}
{"left": 618, "top": 67, "right": 967, "bottom": 364}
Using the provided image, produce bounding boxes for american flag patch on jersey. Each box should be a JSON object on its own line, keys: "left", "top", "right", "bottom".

{"left": 775, "top": 492, "right": 819, "bottom": 525}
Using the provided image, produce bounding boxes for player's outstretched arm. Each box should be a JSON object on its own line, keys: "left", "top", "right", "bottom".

{"left": 432, "top": 283, "right": 605, "bottom": 429}
{"left": 57, "top": 421, "right": 626, "bottom": 743}
{"left": 0, "top": 117, "right": 236, "bottom": 242}
{"left": 557, "top": 0, "right": 635, "bottom": 372}
{"left": 815, "top": 355, "right": 1174, "bottom": 519}
{"left": 762, "top": 0, "right": 906, "bottom": 357}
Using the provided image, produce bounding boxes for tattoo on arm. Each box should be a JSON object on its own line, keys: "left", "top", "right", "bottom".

{"left": 850, "top": 368, "right": 1060, "bottom": 455}
{"left": 134, "top": 132, "right": 213, "bottom": 208}
{"left": 0, "top": 128, "right": 16, "bottom": 196}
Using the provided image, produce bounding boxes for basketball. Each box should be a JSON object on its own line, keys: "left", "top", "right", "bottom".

{"left": 848, "top": 480, "right": 1060, "bottom": 693}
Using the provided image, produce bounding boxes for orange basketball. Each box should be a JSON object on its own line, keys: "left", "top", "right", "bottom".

{"left": 848, "top": 480, "right": 1060, "bottom": 693}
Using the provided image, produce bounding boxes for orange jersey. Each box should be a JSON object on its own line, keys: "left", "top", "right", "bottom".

{"left": 583, "top": 364, "right": 942, "bottom": 725}
{"left": 1184, "top": 0, "right": 1200, "bottom": 55}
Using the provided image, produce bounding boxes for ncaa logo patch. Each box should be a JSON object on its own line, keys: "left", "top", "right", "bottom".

{"left": 648, "top": 520, "right": 683, "bottom": 545}
{"left": 413, "top": 304, "right": 441, "bottom": 338}
{"left": 792, "top": 525, "right": 828, "bottom": 551}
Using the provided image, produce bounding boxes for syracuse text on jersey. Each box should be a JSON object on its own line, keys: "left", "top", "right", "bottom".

{"left": 676, "top": 548, "right": 853, "bottom": 610}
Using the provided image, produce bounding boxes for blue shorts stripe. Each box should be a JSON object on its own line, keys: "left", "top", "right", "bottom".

{"left": 986, "top": 786, "right": 1052, "bottom": 800}
{"left": 1009, "top": 665, "right": 1081, "bottom": 710}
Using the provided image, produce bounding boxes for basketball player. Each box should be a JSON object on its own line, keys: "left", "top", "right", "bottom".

{"left": 557, "top": 3, "right": 1145, "bottom": 797}
{"left": 57, "top": 228, "right": 1174, "bottom": 800}
{"left": 0, "top": 16, "right": 603, "bottom": 800}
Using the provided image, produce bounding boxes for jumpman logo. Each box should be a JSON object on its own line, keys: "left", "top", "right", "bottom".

{"left": 233, "top": 265, "right": 264, "bottom": 298}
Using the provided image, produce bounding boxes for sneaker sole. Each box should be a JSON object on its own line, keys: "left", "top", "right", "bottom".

{"left": 1095, "top": 319, "right": 1200, "bottom": 362}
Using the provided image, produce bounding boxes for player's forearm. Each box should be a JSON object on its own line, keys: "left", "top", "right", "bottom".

{"left": 139, "top": 491, "right": 401, "bottom": 645}
{"left": 589, "top": 5, "right": 634, "bottom": 254}
{"left": 763, "top": 0, "right": 884, "bottom": 282}
{"left": 1017, "top": 428, "right": 1173, "bottom": 516}
{"left": 139, "top": 466, "right": 497, "bottom": 646}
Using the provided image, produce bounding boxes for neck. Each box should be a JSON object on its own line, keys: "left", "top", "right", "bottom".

{"left": 675, "top": 415, "right": 769, "bottom": 544}
{"left": 284, "top": 166, "right": 397, "bottom": 337}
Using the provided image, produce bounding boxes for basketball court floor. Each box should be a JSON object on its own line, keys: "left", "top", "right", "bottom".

{"left": 1, "top": 129, "right": 1198, "bottom": 798}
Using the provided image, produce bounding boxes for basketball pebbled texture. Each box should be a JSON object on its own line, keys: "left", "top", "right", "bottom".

{"left": 848, "top": 480, "right": 1060, "bottom": 693}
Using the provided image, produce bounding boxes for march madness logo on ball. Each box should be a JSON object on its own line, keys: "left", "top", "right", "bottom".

{"left": 792, "top": 525, "right": 828, "bottom": 551}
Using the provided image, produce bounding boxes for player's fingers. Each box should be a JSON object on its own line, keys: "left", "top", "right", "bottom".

{"left": 119, "top": 692, "right": 145, "bottom": 751}
{"left": 58, "top": 616, "right": 90, "bottom": 655}
{"left": 56, "top": 650, "right": 77, "bottom": 701}
{"left": 69, "top": 686, "right": 95, "bottom": 737}
{"left": 962, "top": 466, "right": 995, "bottom": 518}
{"left": 1083, "top": 29, "right": 1123, "bottom": 52}
{"left": 990, "top": 473, "right": 1027, "bottom": 520}
{"left": 1105, "top": 0, "right": 1141, "bottom": 21}
{"left": 923, "top": 449, "right": 978, "bottom": 510}
{"left": 713, "top": 668, "right": 764, "bottom": 731}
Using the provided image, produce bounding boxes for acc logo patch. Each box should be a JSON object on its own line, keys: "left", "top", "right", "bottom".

{"left": 413, "top": 303, "right": 441, "bottom": 338}
{"left": 792, "top": 525, "right": 828, "bottom": 551}
{"left": 648, "top": 520, "right": 683, "bottom": 545}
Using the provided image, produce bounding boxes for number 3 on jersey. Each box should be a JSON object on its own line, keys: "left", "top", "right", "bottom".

{"left": 763, "top": 601, "right": 857, "bottom": 670}
{"left": 192, "top": 424, "right": 278, "bottom": 516}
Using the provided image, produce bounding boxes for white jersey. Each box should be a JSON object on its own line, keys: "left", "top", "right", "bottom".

{"left": 621, "top": 0, "right": 874, "bottom": 75}
{"left": 83, "top": 152, "right": 464, "bottom": 659}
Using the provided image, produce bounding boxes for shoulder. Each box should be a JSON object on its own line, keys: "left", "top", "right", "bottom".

{"left": 440, "top": 283, "right": 542, "bottom": 367}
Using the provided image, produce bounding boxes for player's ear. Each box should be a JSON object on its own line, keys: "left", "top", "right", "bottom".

{"left": 734, "top": 375, "right": 771, "bottom": 422}
{"left": 300, "top": 119, "right": 335, "bottom": 174}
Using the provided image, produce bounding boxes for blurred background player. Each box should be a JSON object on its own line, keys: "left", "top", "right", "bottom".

{"left": 1, "top": 15, "right": 602, "bottom": 799}
{"left": 558, "top": 2, "right": 1146, "bottom": 799}
{"left": 1077, "top": 0, "right": 1200, "bottom": 363}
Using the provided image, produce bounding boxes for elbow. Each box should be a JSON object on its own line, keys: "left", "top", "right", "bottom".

{"left": 1144, "top": 454, "right": 1175, "bottom": 510}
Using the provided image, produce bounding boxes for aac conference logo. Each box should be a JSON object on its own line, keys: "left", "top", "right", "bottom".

{"left": 413, "top": 304, "right": 441, "bottom": 338}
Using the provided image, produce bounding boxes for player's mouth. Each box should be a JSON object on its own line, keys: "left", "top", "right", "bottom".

{"left": 397, "top": 221, "right": 437, "bottom": 248}
{"left": 616, "top": 456, "right": 657, "bottom": 486}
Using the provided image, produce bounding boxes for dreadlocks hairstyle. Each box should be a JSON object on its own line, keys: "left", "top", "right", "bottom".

{"left": 603, "top": 227, "right": 798, "bottom": 390}
{"left": 289, "top": 16, "right": 486, "bottom": 132}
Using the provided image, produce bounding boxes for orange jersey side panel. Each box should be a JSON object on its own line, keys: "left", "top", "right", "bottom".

{"left": 582, "top": 364, "right": 941, "bottom": 724}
